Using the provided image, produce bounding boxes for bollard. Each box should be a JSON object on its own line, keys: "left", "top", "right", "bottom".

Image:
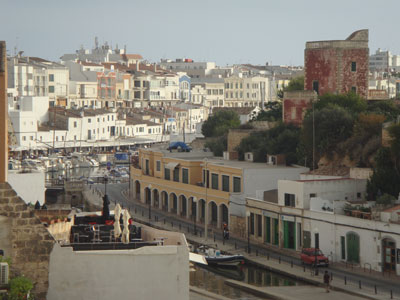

{"left": 279, "top": 257, "right": 281, "bottom": 264}
{"left": 374, "top": 285, "right": 377, "bottom": 294}
{"left": 291, "top": 261, "right": 293, "bottom": 268}
{"left": 344, "top": 276, "right": 347, "bottom": 285}
{"left": 359, "top": 280, "right": 361, "bottom": 289}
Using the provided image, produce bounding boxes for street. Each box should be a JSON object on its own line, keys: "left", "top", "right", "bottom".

{"left": 98, "top": 182, "right": 400, "bottom": 298}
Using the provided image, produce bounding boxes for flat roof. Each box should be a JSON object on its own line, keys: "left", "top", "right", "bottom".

{"left": 146, "top": 148, "right": 302, "bottom": 170}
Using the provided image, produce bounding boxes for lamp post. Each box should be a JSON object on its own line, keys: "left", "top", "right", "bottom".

{"left": 104, "top": 175, "right": 108, "bottom": 197}
{"left": 246, "top": 211, "right": 251, "bottom": 254}
{"left": 148, "top": 184, "right": 152, "bottom": 221}
{"left": 192, "top": 197, "right": 197, "bottom": 235}
{"left": 204, "top": 158, "right": 209, "bottom": 240}
{"left": 128, "top": 151, "right": 131, "bottom": 201}
{"left": 314, "top": 227, "right": 319, "bottom": 275}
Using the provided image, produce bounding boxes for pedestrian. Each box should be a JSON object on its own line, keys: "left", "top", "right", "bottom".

{"left": 323, "top": 270, "right": 330, "bottom": 293}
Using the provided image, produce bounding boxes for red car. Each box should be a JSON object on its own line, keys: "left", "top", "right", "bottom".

{"left": 300, "top": 248, "right": 329, "bottom": 267}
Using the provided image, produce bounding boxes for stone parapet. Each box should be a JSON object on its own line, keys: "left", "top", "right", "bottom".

{"left": 0, "top": 182, "right": 55, "bottom": 299}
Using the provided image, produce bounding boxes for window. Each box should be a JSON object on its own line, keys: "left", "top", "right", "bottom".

{"left": 156, "top": 161, "right": 161, "bottom": 172}
{"left": 257, "top": 214, "right": 262, "bottom": 237}
{"left": 312, "top": 81, "right": 319, "bottom": 94}
{"left": 88, "top": 118, "right": 91, "bottom": 123}
{"left": 134, "top": 91, "right": 140, "bottom": 99}
{"left": 74, "top": 121, "right": 77, "bottom": 128}
{"left": 233, "top": 177, "right": 241, "bottom": 192}
{"left": 49, "top": 86, "right": 55, "bottom": 93}
{"left": 30, "top": 136, "right": 33, "bottom": 141}
{"left": 173, "top": 168, "right": 179, "bottom": 182}
{"left": 134, "top": 80, "right": 141, "bottom": 87}
{"left": 351, "top": 86, "right": 357, "bottom": 93}
{"left": 309, "top": 193, "right": 316, "bottom": 198}
{"left": 284, "top": 193, "right": 295, "bottom": 207}
{"left": 182, "top": 168, "right": 189, "bottom": 184}
{"left": 49, "top": 74, "right": 54, "bottom": 82}
{"left": 250, "top": 213, "right": 255, "bottom": 235}
{"left": 74, "top": 135, "right": 77, "bottom": 141}
{"left": 222, "top": 175, "right": 229, "bottom": 192}
{"left": 22, "top": 136, "right": 26, "bottom": 141}
{"left": 203, "top": 170, "right": 210, "bottom": 188}
{"left": 351, "top": 61, "right": 357, "bottom": 72}
{"left": 341, "top": 236, "right": 346, "bottom": 260}
{"left": 164, "top": 168, "right": 170, "bottom": 180}
{"left": 211, "top": 173, "right": 218, "bottom": 190}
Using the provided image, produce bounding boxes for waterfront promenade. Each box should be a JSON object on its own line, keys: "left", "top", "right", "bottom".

{"left": 87, "top": 183, "right": 400, "bottom": 300}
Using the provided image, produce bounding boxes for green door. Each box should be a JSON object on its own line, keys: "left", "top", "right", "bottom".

{"left": 346, "top": 233, "right": 360, "bottom": 263}
{"left": 265, "top": 216, "right": 271, "bottom": 244}
{"left": 273, "top": 218, "right": 279, "bottom": 246}
{"left": 283, "top": 221, "right": 296, "bottom": 249}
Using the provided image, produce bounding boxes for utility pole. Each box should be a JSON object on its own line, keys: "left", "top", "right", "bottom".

{"left": 0, "top": 41, "right": 8, "bottom": 183}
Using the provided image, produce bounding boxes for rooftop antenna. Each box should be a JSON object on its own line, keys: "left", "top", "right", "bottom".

{"left": 95, "top": 36, "right": 99, "bottom": 49}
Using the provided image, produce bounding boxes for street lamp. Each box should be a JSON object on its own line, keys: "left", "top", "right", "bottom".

{"left": 314, "top": 227, "right": 319, "bottom": 275}
{"left": 104, "top": 175, "right": 108, "bottom": 197}
{"left": 192, "top": 197, "right": 197, "bottom": 235}
{"left": 148, "top": 184, "right": 152, "bottom": 221}
{"left": 204, "top": 158, "right": 209, "bottom": 240}
{"left": 246, "top": 211, "right": 251, "bottom": 254}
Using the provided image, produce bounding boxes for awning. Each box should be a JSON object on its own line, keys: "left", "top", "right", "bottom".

{"left": 189, "top": 252, "right": 207, "bottom": 265}
{"left": 165, "top": 162, "right": 179, "bottom": 169}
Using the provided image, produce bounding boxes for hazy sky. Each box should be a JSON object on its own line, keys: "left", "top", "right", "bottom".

{"left": 1, "top": 0, "right": 399, "bottom": 66}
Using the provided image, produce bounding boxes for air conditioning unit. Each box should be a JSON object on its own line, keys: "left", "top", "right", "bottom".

{"left": 0, "top": 262, "right": 9, "bottom": 285}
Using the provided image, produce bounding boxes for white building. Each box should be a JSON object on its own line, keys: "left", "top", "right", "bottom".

{"left": 246, "top": 173, "right": 400, "bottom": 275}
{"left": 224, "top": 75, "right": 270, "bottom": 108}
{"left": 160, "top": 59, "right": 217, "bottom": 78}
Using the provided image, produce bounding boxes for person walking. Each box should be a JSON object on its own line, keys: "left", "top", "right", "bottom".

{"left": 323, "top": 270, "right": 331, "bottom": 293}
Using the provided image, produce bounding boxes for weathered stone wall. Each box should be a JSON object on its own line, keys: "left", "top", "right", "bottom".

{"left": 227, "top": 129, "right": 253, "bottom": 152}
{"left": 0, "top": 182, "right": 55, "bottom": 299}
{"left": 230, "top": 215, "right": 246, "bottom": 238}
{"left": 282, "top": 90, "right": 317, "bottom": 126}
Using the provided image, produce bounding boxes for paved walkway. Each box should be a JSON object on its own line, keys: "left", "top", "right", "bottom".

{"left": 225, "top": 281, "right": 365, "bottom": 300}
{"left": 87, "top": 185, "right": 400, "bottom": 300}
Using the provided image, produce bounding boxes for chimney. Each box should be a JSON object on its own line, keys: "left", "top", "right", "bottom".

{"left": 136, "top": 61, "right": 139, "bottom": 72}
{"left": 154, "top": 64, "right": 157, "bottom": 72}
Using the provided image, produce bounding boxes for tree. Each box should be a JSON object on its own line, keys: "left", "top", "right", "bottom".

{"left": 301, "top": 106, "right": 354, "bottom": 167}
{"left": 253, "top": 101, "right": 282, "bottom": 122}
{"left": 314, "top": 93, "right": 367, "bottom": 115}
{"left": 388, "top": 123, "right": 400, "bottom": 175}
{"left": 367, "top": 147, "right": 400, "bottom": 200}
{"left": 278, "top": 76, "right": 304, "bottom": 98}
{"left": 367, "top": 100, "right": 400, "bottom": 121}
{"left": 285, "top": 76, "right": 304, "bottom": 91}
{"left": 205, "top": 136, "right": 227, "bottom": 157}
{"left": 236, "top": 123, "right": 301, "bottom": 165}
{"left": 201, "top": 110, "right": 240, "bottom": 137}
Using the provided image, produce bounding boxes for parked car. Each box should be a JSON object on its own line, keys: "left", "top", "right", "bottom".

{"left": 300, "top": 248, "right": 329, "bottom": 267}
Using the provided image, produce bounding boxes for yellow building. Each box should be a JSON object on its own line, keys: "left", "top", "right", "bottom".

{"left": 130, "top": 147, "right": 308, "bottom": 235}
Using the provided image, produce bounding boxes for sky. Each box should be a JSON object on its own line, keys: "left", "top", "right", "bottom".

{"left": 1, "top": 0, "right": 400, "bottom": 66}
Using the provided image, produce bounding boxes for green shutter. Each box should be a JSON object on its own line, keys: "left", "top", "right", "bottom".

{"left": 265, "top": 217, "right": 271, "bottom": 243}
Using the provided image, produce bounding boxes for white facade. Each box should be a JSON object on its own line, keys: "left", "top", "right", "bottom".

{"left": 48, "top": 227, "right": 189, "bottom": 300}
{"left": 224, "top": 75, "right": 270, "bottom": 107}
{"left": 278, "top": 178, "right": 367, "bottom": 210}
{"left": 160, "top": 59, "right": 216, "bottom": 78}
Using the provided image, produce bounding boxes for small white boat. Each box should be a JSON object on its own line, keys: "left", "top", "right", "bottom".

{"left": 197, "top": 246, "right": 245, "bottom": 267}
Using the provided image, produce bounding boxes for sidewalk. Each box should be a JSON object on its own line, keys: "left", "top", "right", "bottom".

{"left": 92, "top": 187, "right": 400, "bottom": 300}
